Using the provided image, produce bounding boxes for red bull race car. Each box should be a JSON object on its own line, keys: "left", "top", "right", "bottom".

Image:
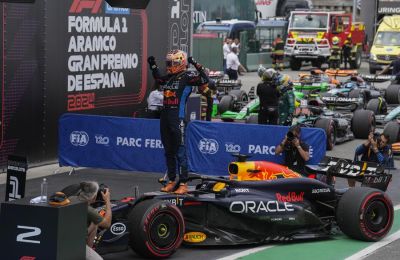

{"left": 65, "top": 156, "right": 394, "bottom": 258}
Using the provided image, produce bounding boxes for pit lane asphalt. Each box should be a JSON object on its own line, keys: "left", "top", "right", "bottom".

{"left": 2, "top": 62, "right": 400, "bottom": 259}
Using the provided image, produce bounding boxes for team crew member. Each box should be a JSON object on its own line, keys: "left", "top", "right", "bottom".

{"left": 379, "top": 53, "right": 400, "bottom": 84}
{"left": 275, "top": 125, "right": 310, "bottom": 176}
{"left": 148, "top": 50, "right": 210, "bottom": 194}
{"left": 226, "top": 47, "right": 247, "bottom": 80}
{"left": 329, "top": 36, "right": 341, "bottom": 69}
{"left": 342, "top": 34, "right": 353, "bottom": 69}
{"left": 146, "top": 82, "right": 163, "bottom": 119}
{"left": 271, "top": 34, "right": 285, "bottom": 70}
{"left": 256, "top": 67, "right": 280, "bottom": 125}
{"left": 277, "top": 74, "right": 295, "bottom": 125}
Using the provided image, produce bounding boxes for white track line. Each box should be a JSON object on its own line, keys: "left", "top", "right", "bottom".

{"left": 345, "top": 229, "right": 400, "bottom": 260}
{"left": 218, "top": 204, "right": 400, "bottom": 260}
{"left": 216, "top": 245, "right": 275, "bottom": 260}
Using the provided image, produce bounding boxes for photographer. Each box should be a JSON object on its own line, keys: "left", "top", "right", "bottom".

{"left": 275, "top": 125, "right": 310, "bottom": 176}
{"left": 76, "top": 182, "right": 112, "bottom": 260}
{"left": 349, "top": 132, "right": 392, "bottom": 187}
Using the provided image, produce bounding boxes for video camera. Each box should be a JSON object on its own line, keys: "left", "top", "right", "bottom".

{"left": 372, "top": 132, "right": 381, "bottom": 144}
{"left": 286, "top": 131, "right": 295, "bottom": 142}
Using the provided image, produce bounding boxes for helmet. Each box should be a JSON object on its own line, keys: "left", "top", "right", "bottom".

{"left": 166, "top": 49, "right": 187, "bottom": 74}
{"left": 278, "top": 74, "right": 291, "bottom": 87}
{"left": 262, "top": 68, "right": 278, "bottom": 82}
{"left": 257, "top": 65, "right": 267, "bottom": 78}
{"left": 332, "top": 36, "right": 340, "bottom": 45}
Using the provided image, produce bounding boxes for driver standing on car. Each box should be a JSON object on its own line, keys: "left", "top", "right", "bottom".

{"left": 72, "top": 181, "right": 112, "bottom": 260}
{"left": 275, "top": 125, "right": 310, "bottom": 176}
{"left": 349, "top": 132, "right": 392, "bottom": 187}
{"left": 256, "top": 67, "right": 280, "bottom": 125}
{"left": 148, "top": 50, "right": 210, "bottom": 194}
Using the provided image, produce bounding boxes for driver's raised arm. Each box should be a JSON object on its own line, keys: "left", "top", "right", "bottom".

{"left": 98, "top": 188, "right": 112, "bottom": 229}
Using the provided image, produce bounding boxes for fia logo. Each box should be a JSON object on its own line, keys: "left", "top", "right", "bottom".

{"left": 70, "top": 131, "right": 89, "bottom": 146}
{"left": 198, "top": 139, "right": 219, "bottom": 154}
{"left": 8, "top": 176, "right": 21, "bottom": 201}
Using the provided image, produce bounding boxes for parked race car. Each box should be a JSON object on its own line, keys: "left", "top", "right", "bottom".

{"left": 293, "top": 105, "right": 375, "bottom": 150}
{"left": 65, "top": 155, "right": 393, "bottom": 258}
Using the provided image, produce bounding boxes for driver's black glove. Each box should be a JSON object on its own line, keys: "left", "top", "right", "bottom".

{"left": 188, "top": 56, "right": 204, "bottom": 72}
{"left": 147, "top": 56, "right": 157, "bottom": 70}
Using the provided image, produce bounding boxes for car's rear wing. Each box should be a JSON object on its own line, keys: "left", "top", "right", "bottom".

{"left": 307, "top": 156, "right": 392, "bottom": 191}
{"left": 320, "top": 96, "right": 360, "bottom": 108}
{"left": 325, "top": 69, "right": 358, "bottom": 77}
{"left": 360, "top": 74, "right": 396, "bottom": 83}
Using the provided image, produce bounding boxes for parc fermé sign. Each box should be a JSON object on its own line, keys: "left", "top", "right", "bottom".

{"left": 59, "top": 114, "right": 327, "bottom": 176}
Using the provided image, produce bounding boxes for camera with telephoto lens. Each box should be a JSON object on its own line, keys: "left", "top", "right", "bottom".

{"left": 286, "top": 131, "right": 295, "bottom": 142}
{"left": 372, "top": 132, "right": 381, "bottom": 144}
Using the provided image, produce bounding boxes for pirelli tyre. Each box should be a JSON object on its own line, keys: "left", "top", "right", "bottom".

{"left": 315, "top": 118, "right": 336, "bottom": 150}
{"left": 229, "top": 89, "right": 249, "bottom": 111}
{"left": 385, "top": 84, "right": 400, "bottom": 104}
{"left": 366, "top": 98, "right": 387, "bottom": 115}
{"left": 337, "top": 187, "right": 393, "bottom": 241}
{"left": 217, "top": 95, "right": 234, "bottom": 114}
{"left": 245, "top": 114, "right": 259, "bottom": 124}
{"left": 383, "top": 121, "right": 400, "bottom": 144}
{"left": 128, "top": 200, "right": 184, "bottom": 258}
{"left": 351, "top": 109, "right": 375, "bottom": 139}
{"left": 350, "top": 48, "right": 362, "bottom": 69}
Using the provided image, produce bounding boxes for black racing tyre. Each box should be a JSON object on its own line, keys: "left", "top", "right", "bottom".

{"left": 366, "top": 98, "right": 387, "bottom": 115}
{"left": 350, "top": 49, "right": 362, "bottom": 69}
{"left": 351, "top": 109, "right": 375, "bottom": 139}
{"left": 245, "top": 114, "right": 258, "bottom": 124}
{"left": 290, "top": 58, "right": 302, "bottom": 71}
{"left": 128, "top": 199, "right": 184, "bottom": 258}
{"left": 383, "top": 121, "right": 400, "bottom": 144}
{"left": 229, "top": 89, "right": 249, "bottom": 111}
{"left": 315, "top": 118, "right": 336, "bottom": 150}
{"left": 337, "top": 187, "right": 393, "bottom": 241}
{"left": 385, "top": 84, "right": 400, "bottom": 104}
{"left": 348, "top": 89, "right": 366, "bottom": 110}
{"left": 369, "top": 65, "right": 377, "bottom": 75}
{"left": 217, "top": 95, "right": 234, "bottom": 114}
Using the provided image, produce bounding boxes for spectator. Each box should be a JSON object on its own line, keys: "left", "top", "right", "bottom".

{"left": 349, "top": 132, "right": 392, "bottom": 187}
{"left": 146, "top": 82, "right": 163, "bottom": 119}
{"left": 223, "top": 38, "right": 232, "bottom": 73}
{"left": 275, "top": 125, "right": 310, "bottom": 176}
{"left": 226, "top": 47, "right": 246, "bottom": 80}
{"left": 74, "top": 182, "right": 112, "bottom": 260}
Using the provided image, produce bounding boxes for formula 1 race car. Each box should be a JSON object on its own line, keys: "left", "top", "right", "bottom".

{"left": 293, "top": 105, "right": 375, "bottom": 150}
{"left": 64, "top": 155, "right": 394, "bottom": 258}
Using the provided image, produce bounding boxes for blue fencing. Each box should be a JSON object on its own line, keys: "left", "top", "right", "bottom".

{"left": 187, "top": 121, "right": 326, "bottom": 176}
{"left": 59, "top": 114, "right": 326, "bottom": 176}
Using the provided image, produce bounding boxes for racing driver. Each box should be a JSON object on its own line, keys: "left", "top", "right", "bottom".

{"left": 148, "top": 50, "right": 210, "bottom": 194}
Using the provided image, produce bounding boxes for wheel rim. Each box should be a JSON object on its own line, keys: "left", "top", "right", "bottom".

{"left": 149, "top": 212, "right": 179, "bottom": 249}
{"left": 364, "top": 200, "right": 390, "bottom": 233}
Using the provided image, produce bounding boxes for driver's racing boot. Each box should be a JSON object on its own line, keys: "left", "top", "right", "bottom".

{"left": 174, "top": 183, "right": 188, "bottom": 194}
{"left": 161, "top": 181, "right": 176, "bottom": 192}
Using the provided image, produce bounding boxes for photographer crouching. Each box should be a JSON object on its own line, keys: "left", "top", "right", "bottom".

{"left": 349, "top": 132, "right": 392, "bottom": 187}
{"left": 275, "top": 125, "right": 310, "bottom": 177}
